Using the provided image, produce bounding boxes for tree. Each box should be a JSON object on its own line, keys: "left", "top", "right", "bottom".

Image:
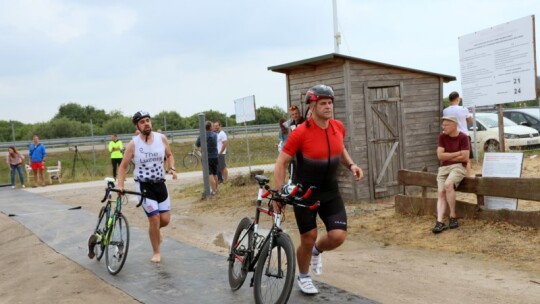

{"left": 254, "top": 106, "right": 286, "bottom": 124}
{"left": 102, "top": 117, "right": 135, "bottom": 135}
{"left": 153, "top": 111, "right": 187, "bottom": 131}
{"left": 54, "top": 102, "right": 110, "bottom": 126}
{"left": 30, "top": 118, "right": 91, "bottom": 139}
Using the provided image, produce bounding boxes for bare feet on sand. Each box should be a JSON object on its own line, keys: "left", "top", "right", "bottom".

{"left": 151, "top": 254, "right": 161, "bottom": 263}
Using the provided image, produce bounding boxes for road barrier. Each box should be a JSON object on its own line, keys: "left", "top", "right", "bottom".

{"left": 0, "top": 124, "right": 279, "bottom": 150}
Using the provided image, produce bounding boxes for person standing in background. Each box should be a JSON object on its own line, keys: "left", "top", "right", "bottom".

{"left": 443, "top": 91, "right": 473, "bottom": 176}
{"left": 108, "top": 133, "right": 123, "bottom": 181}
{"left": 29, "top": 134, "right": 46, "bottom": 187}
{"left": 6, "top": 146, "right": 25, "bottom": 189}
{"left": 285, "top": 105, "right": 305, "bottom": 132}
{"left": 277, "top": 118, "right": 289, "bottom": 153}
{"left": 198, "top": 121, "right": 219, "bottom": 194}
{"left": 214, "top": 121, "right": 228, "bottom": 184}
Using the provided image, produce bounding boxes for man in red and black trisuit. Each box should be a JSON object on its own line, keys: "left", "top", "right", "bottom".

{"left": 274, "top": 84, "right": 364, "bottom": 295}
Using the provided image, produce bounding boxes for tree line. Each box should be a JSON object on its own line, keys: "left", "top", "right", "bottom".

{"left": 0, "top": 103, "right": 287, "bottom": 142}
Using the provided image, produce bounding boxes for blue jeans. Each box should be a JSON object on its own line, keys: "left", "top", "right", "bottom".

{"left": 10, "top": 164, "right": 25, "bottom": 186}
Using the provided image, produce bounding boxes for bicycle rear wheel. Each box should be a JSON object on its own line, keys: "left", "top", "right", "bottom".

{"left": 253, "top": 232, "right": 295, "bottom": 304}
{"left": 105, "top": 214, "right": 130, "bottom": 275}
{"left": 228, "top": 217, "right": 253, "bottom": 291}
{"left": 93, "top": 206, "right": 108, "bottom": 261}
{"left": 183, "top": 153, "right": 198, "bottom": 169}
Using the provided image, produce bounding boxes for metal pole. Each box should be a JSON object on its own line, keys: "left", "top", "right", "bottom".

{"left": 198, "top": 114, "right": 211, "bottom": 199}
{"left": 11, "top": 123, "right": 15, "bottom": 142}
{"left": 332, "top": 0, "right": 341, "bottom": 53}
{"left": 90, "top": 119, "right": 96, "bottom": 171}
{"left": 244, "top": 121, "right": 252, "bottom": 175}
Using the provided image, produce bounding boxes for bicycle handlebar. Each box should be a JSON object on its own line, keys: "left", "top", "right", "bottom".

{"left": 262, "top": 185, "right": 320, "bottom": 211}
{"left": 101, "top": 187, "right": 147, "bottom": 208}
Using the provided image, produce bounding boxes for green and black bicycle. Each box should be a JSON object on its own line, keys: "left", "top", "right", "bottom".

{"left": 87, "top": 178, "right": 146, "bottom": 275}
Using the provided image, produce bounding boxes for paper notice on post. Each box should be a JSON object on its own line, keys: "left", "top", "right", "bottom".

{"left": 482, "top": 152, "right": 523, "bottom": 210}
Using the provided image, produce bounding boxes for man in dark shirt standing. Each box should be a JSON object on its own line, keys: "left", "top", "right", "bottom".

{"left": 196, "top": 121, "right": 219, "bottom": 195}
{"left": 433, "top": 116, "right": 469, "bottom": 234}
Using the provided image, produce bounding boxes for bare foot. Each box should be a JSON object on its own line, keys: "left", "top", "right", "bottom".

{"left": 151, "top": 254, "right": 161, "bottom": 263}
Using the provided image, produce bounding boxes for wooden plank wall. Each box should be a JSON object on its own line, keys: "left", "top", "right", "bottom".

{"left": 348, "top": 61, "right": 442, "bottom": 177}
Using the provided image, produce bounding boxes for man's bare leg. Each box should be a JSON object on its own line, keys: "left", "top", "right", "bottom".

{"left": 149, "top": 215, "right": 161, "bottom": 263}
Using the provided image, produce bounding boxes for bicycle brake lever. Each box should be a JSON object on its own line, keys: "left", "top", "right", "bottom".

{"left": 302, "top": 186, "right": 315, "bottom": 200}
{"left": 136, "top": 190, "right": 146, "bottom": 208}
{"left": 100, "top": 189, "right": 110, "bottom": 203}
{"left": 308, "top": 201, "right": 320, "bottom": 211}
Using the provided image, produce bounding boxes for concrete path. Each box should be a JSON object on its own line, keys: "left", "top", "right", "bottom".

{"left": 0, "top": 166, "right": 378, "bottom": 303}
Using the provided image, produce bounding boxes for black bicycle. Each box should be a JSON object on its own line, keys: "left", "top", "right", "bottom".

{"left": 228, "top": 175, "right": 319, "bottom": 304}
{"left": 87, "top": 179, "right": 146, "bottom": 275}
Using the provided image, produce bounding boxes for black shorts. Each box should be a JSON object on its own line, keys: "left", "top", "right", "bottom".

{"left": 138, "top": 180, "right": 168, "bottom": 202}
{"left": 208, "top": 157, "right": 218, "bottom": 175}
{"left": 293, "top": 191, "right": 347, "bottom": 235}
{"left": 218, "top": 154, "right": 227, "bottom": 171}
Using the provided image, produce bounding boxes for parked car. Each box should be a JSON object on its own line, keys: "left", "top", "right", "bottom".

{"left": 502, "top": 108, "right": 540, "bottom": 133}
{"left": 469, "top": 113, "right": 540, "bottom": 152}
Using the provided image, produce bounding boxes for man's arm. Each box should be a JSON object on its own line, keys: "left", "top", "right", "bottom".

{"left": 340, "top": 148, "right": 364, "bottom": 180}
{"left": 274, "top": 152, "right": 293, "bottom": 190}
{"left": 219, "top": 139, "right": 228, "bottom": 155}
{"left": 437, "top": 147, "right": 469, "bottom": 162}
{"left": 117, "top": 140, "right": 134, "bottom": 190}
{"left": 162, "top": 134, "right": 177, "bottom": 180}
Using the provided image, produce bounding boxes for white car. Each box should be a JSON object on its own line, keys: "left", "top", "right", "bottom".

{"left": 469, "top": 113, "right": 540, "bottom": 152}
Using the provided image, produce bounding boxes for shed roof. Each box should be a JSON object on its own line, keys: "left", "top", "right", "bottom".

{"left": 268, "top": 53, "right": 456, "bottom": 82}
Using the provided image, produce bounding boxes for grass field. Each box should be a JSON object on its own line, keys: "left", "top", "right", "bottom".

{"left": 0, "top": 134, "right": 279, "bottom": 185}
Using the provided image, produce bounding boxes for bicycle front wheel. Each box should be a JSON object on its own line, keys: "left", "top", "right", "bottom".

{"left": 105, "top": 214, "right": 130, "bottom": 275}
{"left": 228, "top": 217, "right": 253, "bottom": 291}
{"left": 253, "top": 232, "right": 295, "bottom": 304}
{"left": 94, "top": 206, "right": 108, "bottom": 261}
{"left": 183, "top": 153, "right": 198, "bottom": 169}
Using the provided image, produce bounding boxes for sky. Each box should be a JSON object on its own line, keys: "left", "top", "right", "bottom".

{"left": 0, "top": 0, "right": 539, "bottom": 123}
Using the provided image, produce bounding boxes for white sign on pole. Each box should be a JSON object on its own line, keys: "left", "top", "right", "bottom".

{"left": 481, "top": 152, "right": 524, "bottom": 210}
{"left": 234, "top": 95, "right": 256, "bottom": 124}
{"left": 459, "top": 15, "right": 537, "bottom": 107}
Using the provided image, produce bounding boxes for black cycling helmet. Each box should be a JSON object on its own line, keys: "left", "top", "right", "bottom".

{"left": 304, "top": 84, "right": 334, "bottom": 104}
{"left": 132, "top": 111, "right": 151, "bottom": 125}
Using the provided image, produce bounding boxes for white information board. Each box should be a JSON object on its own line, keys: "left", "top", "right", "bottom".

{"left": 459, "top": 15, "right": 537, "bottom": 107}
{"left": 234, "top": 95, "right": 256, "bottom": 124}
{"left": 481, "top": 152, "right": 524, "bottom": 210}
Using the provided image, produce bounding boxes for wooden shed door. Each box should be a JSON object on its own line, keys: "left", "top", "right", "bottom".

{"left": 364, "top": 85, "right": 403, "bottom": 199}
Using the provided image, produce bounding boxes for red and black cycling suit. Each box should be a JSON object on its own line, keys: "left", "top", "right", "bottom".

{"left": 281, "top": 117, "right": 348, "bottom": 234}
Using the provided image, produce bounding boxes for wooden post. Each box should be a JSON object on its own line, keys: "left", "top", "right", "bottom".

{"left": 421, "top": 166, "right": 428, "bottom": 198}
{"left": 497, "top": 104, "right": 506, "bottom": 151}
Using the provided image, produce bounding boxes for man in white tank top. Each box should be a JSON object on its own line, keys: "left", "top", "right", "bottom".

{"left": 443, "top": 92, "right": 473, "bottom": 176}
{"left": 117, "top": 111, "right": 177, "bottom": 263}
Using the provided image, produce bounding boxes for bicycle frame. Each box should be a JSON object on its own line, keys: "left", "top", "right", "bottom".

{"left": 232, "top": 184, "right": 285, "bottom": 281}
{"left": 99, "top": 196, "right": 123, "bottom": 246}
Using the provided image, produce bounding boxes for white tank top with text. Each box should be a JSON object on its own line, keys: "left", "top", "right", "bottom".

{"left": 133, "top": 132, "right": 165, "bottom": 182}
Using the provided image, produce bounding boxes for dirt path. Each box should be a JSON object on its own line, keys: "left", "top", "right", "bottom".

{"left": 3, "top": 160, "right": 540, "bottom": 303}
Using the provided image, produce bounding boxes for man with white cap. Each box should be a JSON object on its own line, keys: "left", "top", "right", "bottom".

{"left": 433, "top": 116, "right": 469, "bottom": 234}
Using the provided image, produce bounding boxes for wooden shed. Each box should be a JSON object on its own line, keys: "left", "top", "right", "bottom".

{"left": 268, "top": 53, "right": 456, "bottom": 201}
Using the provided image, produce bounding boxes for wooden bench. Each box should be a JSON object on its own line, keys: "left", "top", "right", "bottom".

{"left": 396, "top": 169, "right": 540, "bottom": 228}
